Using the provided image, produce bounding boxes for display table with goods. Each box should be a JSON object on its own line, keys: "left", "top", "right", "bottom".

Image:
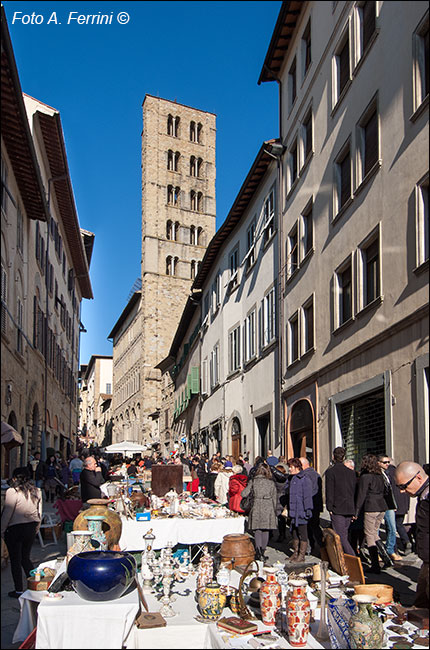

{"left": 12, "top": 541, "right": 429, "bottom": 650}
{"left": 117, "top": 490, "right": 245, "bottom": 554}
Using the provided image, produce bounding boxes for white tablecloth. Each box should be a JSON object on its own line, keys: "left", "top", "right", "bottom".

{"left": 35, "top": 587, "right": 139, "bottom": 649}
{"left": 120, "top": 516, "right": 245, "bottom": 550}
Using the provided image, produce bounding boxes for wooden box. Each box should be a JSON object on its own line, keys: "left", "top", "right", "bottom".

{"left": 27, "top": 578, "right": 53, "bottom": 591}
{"left": 151, "top": 465, "right": 183, "bottom": 497}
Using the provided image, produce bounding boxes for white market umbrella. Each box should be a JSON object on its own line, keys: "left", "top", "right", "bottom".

{"left": 103, "top": 441, "right": 147, "bottom": 455}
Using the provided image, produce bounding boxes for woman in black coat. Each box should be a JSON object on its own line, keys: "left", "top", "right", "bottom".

{"left": 354, "top": 454, "right": 389, "bottom": 573}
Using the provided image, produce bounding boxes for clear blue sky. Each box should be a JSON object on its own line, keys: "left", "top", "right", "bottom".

{"left": 3, "top": 1, "right": 281, "bottom": 365}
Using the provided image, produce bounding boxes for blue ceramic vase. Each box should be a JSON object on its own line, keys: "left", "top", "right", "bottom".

{"left": 67, "top": 551, "right": 136, "bottom": 601}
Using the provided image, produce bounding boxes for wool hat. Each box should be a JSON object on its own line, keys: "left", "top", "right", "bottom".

{"left": 232, "top": 465, "right": 243, "bottom": 474}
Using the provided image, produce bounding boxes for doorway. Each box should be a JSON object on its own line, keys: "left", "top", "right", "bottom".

{"left": 231, "top": 417, "right": 241, "bottom": 460}
{"left": 289, "top": 400, "right": 314, "bottom": 462}
{"left": 256, "top": 413, "right": 270, "bottom": 458}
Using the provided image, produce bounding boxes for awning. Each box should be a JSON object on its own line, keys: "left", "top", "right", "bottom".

{"left": 102, "top": 441, "right": 147, "bottom": 455}
{"left": 1, "top": 421, "right": 23, "bottom": 447}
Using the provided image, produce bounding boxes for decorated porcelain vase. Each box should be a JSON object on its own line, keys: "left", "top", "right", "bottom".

{"left": 84, "top": 515, "right": 108, "bottom": 550}
{"left": 287, "top": 579, "right": 310, "bottom": 647}
{"left": 348, "top": 595, "right": 385, "bottom": 649}
{"left": 259, "top": 568, "right": 282, "bottom": 626}
{"left": 198, "top": 582, "right": 227, "bottom": 620}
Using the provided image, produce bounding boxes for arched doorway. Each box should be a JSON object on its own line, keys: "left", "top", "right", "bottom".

{"left": 288, "top": 400, "right": 315, "bottom": 463}
{"left": 231, "top": 417, "right": 241, "bottom": 460}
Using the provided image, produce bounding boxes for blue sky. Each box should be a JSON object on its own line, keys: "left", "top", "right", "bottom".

{"left": 3, "top": 1, "right": 281, "bottom": 365}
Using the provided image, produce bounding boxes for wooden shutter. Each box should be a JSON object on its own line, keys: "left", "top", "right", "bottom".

{"left": 362, "top": 1, "right": 376, "bottom": 52}
{"left": 339, "top": 38, "right": 350, "bottom": 94}
{"left": 191, "top": 366, "right": 199, "bottom": 394}
{"left": 364, "top": 109, "right": 378, "bottom": 175}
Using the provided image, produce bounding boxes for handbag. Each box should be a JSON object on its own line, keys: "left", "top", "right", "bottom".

{"left": 240, "top": 482, "right": 254, "bottom": 514}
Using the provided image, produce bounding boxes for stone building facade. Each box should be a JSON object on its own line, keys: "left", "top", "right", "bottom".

{"left": 110, "top": 96, "right": 217, "bottom": 448}
{"left": 1, "top": 8, "right": 93, "bottom": 476}
{"left": 78, "top": 355, "right": 112, "bottom": 446}
{"left": 108, "top": 290, "right": 144, "bottom": 445}
{"left": 260, "top": 0, "right": 429, "bottom": 470}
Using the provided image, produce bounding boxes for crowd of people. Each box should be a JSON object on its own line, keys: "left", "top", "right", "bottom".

{"left": 1, "top": 445, "right": 428, "bottom": 610}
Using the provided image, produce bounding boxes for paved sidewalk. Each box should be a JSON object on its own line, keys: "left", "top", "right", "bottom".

{"left": 1, "top": 511, "right": 422, "bottom": 649}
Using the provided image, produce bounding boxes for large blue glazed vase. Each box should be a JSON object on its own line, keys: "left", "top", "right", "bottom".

{"left": 67, "top": 551, "right": 136, "bottom": 601}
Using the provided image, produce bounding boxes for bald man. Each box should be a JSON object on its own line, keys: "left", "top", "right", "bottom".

{"left": 300, "top": 457, "right": 323, "bottom": 556}
{"left": 395, "top": 461, "right": 429, "bottom": 609}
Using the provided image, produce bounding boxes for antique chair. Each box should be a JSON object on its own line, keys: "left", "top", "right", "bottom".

{"left": 321, "top": 527, "right": 365, "bottom": 585}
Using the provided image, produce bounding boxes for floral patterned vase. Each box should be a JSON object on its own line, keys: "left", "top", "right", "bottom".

{"left": 348, "top": 595, "right": 384, "bottom": 649}
{"left": 196, "top": 546, "right": 213, "bottom": 591}
{"left": 84, "top": 515, "right": 108, "bottom": 550}
{"left": 198, "top": 582, "right": 227, "bottom": 620}
{"left": 259, "top": 568, "right": 282, "bottom": 626}
{"left": 287, "top": 579, "right": 310, "bottom": 647}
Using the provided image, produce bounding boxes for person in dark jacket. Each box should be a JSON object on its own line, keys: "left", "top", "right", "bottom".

{"left": 300, "top": 457, "right": 323, "bottom": 555}
{"left": 248, "top": 456, "right": 265, "bottom": 481}
{"left": 240, "top": 463, "right": 277, "bottom": 561}
{"left": 270, "top": 463, "right": 288, "bottom": 542}
{"left": 354, "top": 454, "right": 390, "bottom": 573}
{"left": 325, "top": 447, "right": 357, "bottom": 556}
{"left": 205, "top": 462, "right": 220, "bottom": 501}
{"left": 196, "top": 457, "right": 208, "bottom": 493}
{"left": 80, "top": 456, "right": 104, "bottom": 503}
{"left": 228, "top": 465, "right": 248, "bottom": 513}
{"left": 282, "top": 458, "right": 313, "bottom": 563}
{"left": 378, "top": 455, "right": 402, "bottom": 562}
{"left": 385, "top": 461, "right": 411, "bottom": 554}
{"left": 395, "top": 462, "right": 429, "bottom": 609}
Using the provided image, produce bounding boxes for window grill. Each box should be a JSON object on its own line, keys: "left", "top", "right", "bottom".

{"left": 339, "top": 389, "right": 385, "bottom": 468}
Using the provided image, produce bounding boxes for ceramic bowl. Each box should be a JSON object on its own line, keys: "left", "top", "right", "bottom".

{"left": 67, "top": 551, "right": 136, "bottom": 601}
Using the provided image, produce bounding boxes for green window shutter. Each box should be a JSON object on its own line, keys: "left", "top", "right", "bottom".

{"left": 187, "top": 373, "right": 192, "bottom": 398}
{"left": 191, "top": 366, "right": 199, "bottom": 394}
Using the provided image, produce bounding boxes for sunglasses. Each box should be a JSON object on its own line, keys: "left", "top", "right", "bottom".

{"left": 397, "top": 471, "right": 419, "bottom": 491}
{"left": 380, "top": 460, "right": 390, "bottom": 464}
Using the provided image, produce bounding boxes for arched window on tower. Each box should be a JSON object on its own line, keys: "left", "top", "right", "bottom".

{"left": 197, "top": 123, "right": 202, "bottom": 143}
{"left": 190, "top": 260, "right": 197, "bottom": 279}
{"left": 197, "top": 227, "right": 203, "bottom": 245}
{"left": 190, "top": 156, "right": 196, "bottom": 177}
{"left": 190, "top": 121, "right": 196, "bottom": 142}
{"left": 167, "top": 150, "right": 174, "bottom": 171}
{"left": 166, "top": 220, "right": 172, "bottom": 240}
{"left": 190, "top": 225, "right": 196, "bottom": 245}
{"left": 190, "top": 190, "right": 196, "bottom": 211}
{"left": 167, "top": 114, "right": 174, "bottom": 136}
{"left": 197, "top": 158, "right": 203, "bottom": 177}
{"left": 166, "top": 256, "right": 172, "bottom": 275}
{"left": 174, "top": 116, "right": 180, "bottom": 137}
{"left": 174, "top": 151, "right": 180, "bottom": 171}
{"left": 173, "top": 257, "right": 178, "bottom": 275}
{"left": 197, "top": 192, "right": 203, "bottom": 212}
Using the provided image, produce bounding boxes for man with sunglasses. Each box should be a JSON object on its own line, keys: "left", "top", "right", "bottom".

{"left": 395, "top": 461, "right": 429, "bottom": 609}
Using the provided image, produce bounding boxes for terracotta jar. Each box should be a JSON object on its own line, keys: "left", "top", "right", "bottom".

{"left": 287, "top": 579, "right": 310, "bottom": 647}
{"left": 259, "top": 568, "right": 281, "bottom": 626}
{"left": 220, "top": 533, "right": 255, "bottom": 569}
{"left": 198, "top": 582, "right": 227, "bottom": 620}
{"left": 73, "top": 505, "right": 122, "bottom": 549}
{"left": 348, "top": 595, "right": 384, "bottom": 649}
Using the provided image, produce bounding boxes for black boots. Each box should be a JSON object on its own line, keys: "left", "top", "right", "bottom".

{"left": 368, "top": 546, "right": 381, "bottom": 574}
{"left": 375, "top": 539, "right": 394, "bottom": 567}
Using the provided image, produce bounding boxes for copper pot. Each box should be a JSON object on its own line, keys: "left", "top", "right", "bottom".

{"left": 220, "top": 533, "right": 255, "bottom": 569}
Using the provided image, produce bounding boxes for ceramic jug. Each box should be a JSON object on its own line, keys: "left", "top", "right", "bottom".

{"left": 259, "top": 567, "right": 282, "bottom": 625}
{"left": 287, "top": 579, "right": 311, "bottom": 647}
{"left": 348, "top": 595, "right": 385, "bottom": 649}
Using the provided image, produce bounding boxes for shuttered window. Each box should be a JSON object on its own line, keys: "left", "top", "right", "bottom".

{"left": 364, "top": 109, "right": 378, "bottom": 175}
{"left": 339, "top": 147, "right": 351, "bottom": 209}
{"left": 338, "top": 38, "right": 350, "bottom": 96}
{"left": 362, "top": 1, "right": 376, "bottom": 52}
{"left": 339, "top": 389, "right": 385, "bottom": 468}
{"left": 1, "top": 265, "right": 7, "bottom": 334}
